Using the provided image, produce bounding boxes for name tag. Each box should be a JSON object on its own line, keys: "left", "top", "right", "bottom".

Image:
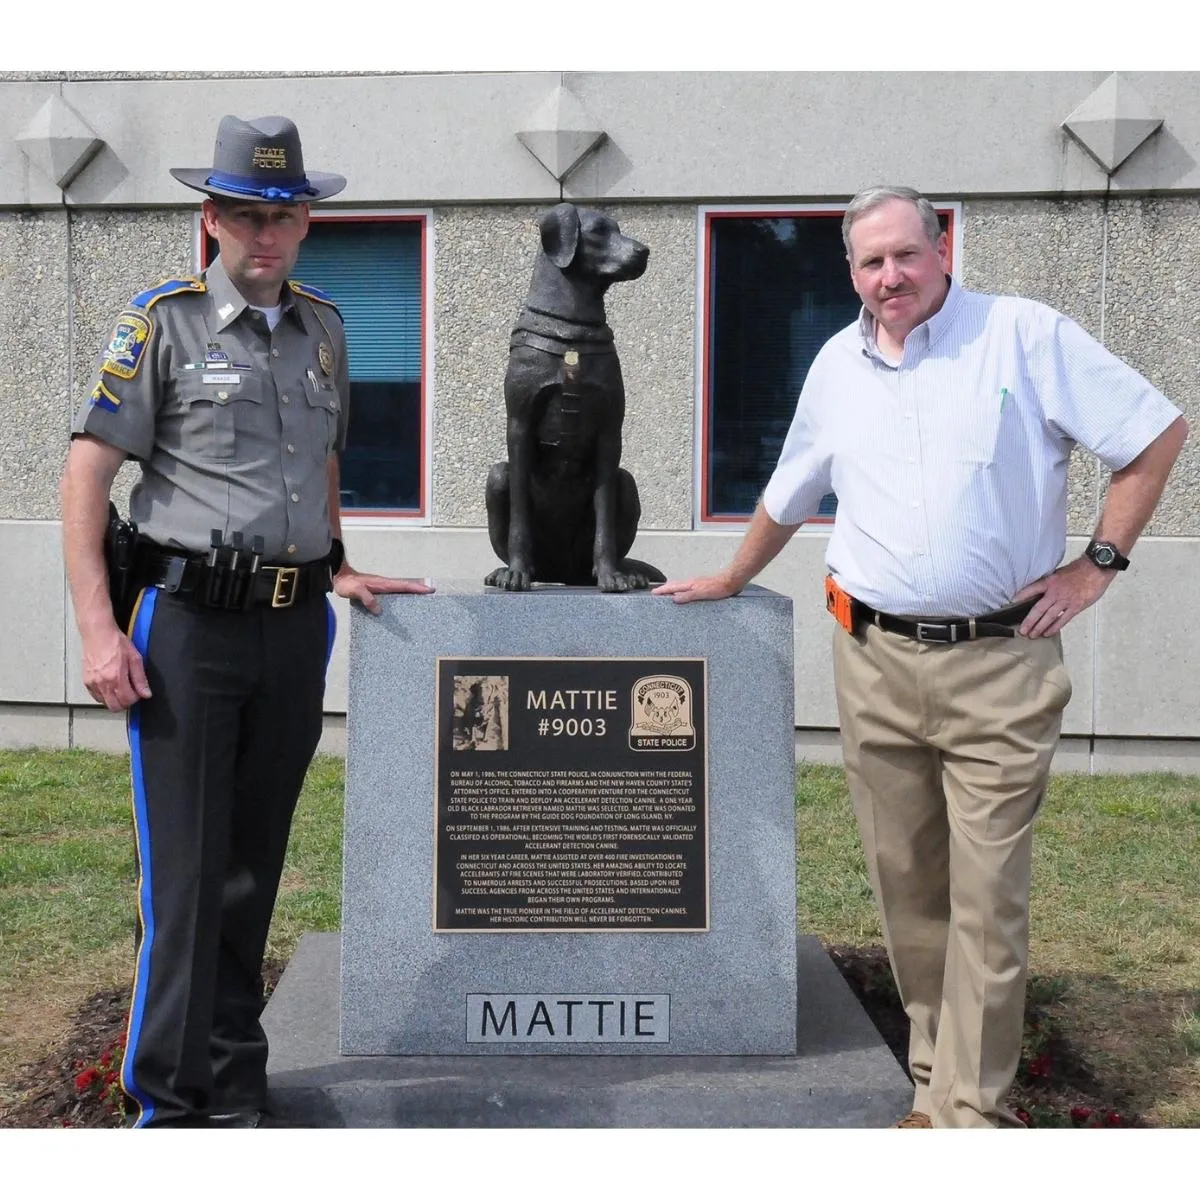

{"left": 202, "top": 372, "right": 241, "bottom": 384}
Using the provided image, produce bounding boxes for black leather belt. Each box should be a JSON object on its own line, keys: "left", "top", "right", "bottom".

{"left": 140, "top": 549, "right": 333, "bottom": 610}
{"left": 853, "top": 597, "right": 1037, "bottom": 643}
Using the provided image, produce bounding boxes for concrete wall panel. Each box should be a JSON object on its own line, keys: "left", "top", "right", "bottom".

{"left": 564, "top": 72, "right": 1118, "bottom": 200}
{"left": 1103, "top": 197, "right": 1200, "bottom": 537}
{"left": 6, "top": 74, "right": 1200, "bottom": 209}
{"left": 431, "top": 207, "right": 537, "bottom": 527}
{"left": 1, "top": 519, "right": 1193, "bottom": 744}
{"left": 0, "top": 520, "right": 65, "bottom": 703}
{"left": 1093, "top": 536, "right": 1200, "bottom": 737}
{"left": 0, "top": 705, "right": 69, "bottom": 750}
{"left": 0, "top": 211, "right": 70, "bottom": 520}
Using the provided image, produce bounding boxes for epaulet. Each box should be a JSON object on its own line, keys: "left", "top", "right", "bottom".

{"left": 289, "top": 280, "right": 341, "bottom": 314}
{"left": 130, "top": 277, "right": 206, "bottom": 311}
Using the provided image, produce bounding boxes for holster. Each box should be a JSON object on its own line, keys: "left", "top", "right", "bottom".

{"left": 104, "top": 502, "right": 141, "bottom": 632}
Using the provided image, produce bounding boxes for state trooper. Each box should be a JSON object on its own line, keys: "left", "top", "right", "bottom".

{"left": 60, "top": 115, "right": 434, "bottom": 1128}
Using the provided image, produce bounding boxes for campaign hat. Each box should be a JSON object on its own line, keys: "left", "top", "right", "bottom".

{"left": 170, "top": 114, "right": 346, "bottom": 203}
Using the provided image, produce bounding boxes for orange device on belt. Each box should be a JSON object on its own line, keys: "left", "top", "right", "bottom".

{"left": 825, "top": 575, "right": 856, "bottom": 634}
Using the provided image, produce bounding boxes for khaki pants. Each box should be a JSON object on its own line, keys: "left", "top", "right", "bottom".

{"left": 831, "top": 622, "right": 1071, "bottom": 1128}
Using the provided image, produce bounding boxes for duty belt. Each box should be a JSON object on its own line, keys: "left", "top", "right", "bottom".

{"left": 139, "top": 548, "right": 333, "bottom": 611}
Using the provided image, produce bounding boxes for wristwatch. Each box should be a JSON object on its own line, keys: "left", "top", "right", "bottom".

{"left": 1084, "top": 539, "right": 1129, "bottom": 571}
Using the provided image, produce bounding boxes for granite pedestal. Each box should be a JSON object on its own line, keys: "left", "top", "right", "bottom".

{"left": 262, "top": 932, "right": 913, "bottom": 1127}
{"left": 263, "top": 582, "right": 913, "bottom": 1125}
{"left": 339, "top": 583, "right": 798, "bottom": 1056}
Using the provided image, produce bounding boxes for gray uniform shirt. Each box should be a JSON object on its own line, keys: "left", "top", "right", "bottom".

{"left": 72, "top": 255, "right": 350, "bottom": 563}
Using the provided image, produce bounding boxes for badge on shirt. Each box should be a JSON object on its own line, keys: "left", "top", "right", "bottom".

{"left": 318, "top": 343, "right": 333, "bottom": 376}
{"left": 88, "top": 379, "right": 122, "bottom": 413}
{"left": 202, "top": 373, "right": 241, "bottom": 384}
{"left": 101, "top": 312, "right": 152, "bottom": 380}
{"left": 205, "top": 345, "right": 230, "bottom": 364}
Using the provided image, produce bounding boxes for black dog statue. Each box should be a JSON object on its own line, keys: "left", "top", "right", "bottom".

{"left": 484, "top": 203, "right": 665, "bottom": 592}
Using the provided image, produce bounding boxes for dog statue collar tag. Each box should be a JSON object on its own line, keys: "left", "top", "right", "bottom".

{"left": 318, "top": 343, "right": 333, "bottom": 376}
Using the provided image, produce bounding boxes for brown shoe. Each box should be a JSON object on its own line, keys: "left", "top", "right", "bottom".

{"left": 892, "top": 1110, "right": 932, "bottom": 1128}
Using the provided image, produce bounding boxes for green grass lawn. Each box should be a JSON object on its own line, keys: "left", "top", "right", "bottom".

{"left": 795, "top": 762, "right": 1200, "bottom": 1126}
{"left": 1, "top": 750, "right": 1197, "bottom": 1125}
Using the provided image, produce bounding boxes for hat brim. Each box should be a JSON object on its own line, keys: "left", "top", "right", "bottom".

{"left": 169, "top": 167, "right": 347, "bottom": 202}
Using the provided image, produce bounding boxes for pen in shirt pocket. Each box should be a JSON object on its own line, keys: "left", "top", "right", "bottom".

{"left": 1000, "top": 386, "right": 1010, "bottom": 411}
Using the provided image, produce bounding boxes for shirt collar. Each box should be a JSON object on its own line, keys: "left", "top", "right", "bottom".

{"left": 281, "top": 283, "right": 309, "bottom": 332}
{"left": 204, "top": 256, "right": 249, "bottom": 332}
{"left": 857, "top": 274, "right": 963, "bottom": 361}
{"left": 204, "top": 255, "right": 306, "bottom": 333}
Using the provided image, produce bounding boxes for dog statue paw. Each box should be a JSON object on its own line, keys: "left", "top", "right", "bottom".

{"left": 484, "top": 564, "right": 534, "bottom": 592}
{"left": 483, "top": 203, "right": 663, "bottom": 591}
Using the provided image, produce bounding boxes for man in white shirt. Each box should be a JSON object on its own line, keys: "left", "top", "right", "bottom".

{"left": 654, "top": 185, "right": 1187, "bottom": 1128}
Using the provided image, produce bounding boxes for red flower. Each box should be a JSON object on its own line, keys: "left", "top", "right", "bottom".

{"left": 1070, "top": 1106, "right": 1093, "bottom": 1124}
{"left": 1104, "top": 1111, "right": 1123, "bottom": 1127}
{"left": 1014, "top": 1108, "right": 1032, "bottom": 1126}
{"left": 117, "top": 1032, "right": 128, "bottom": 1048}
{"left": 1025, "top": 1053, "right": 1052, "bottom": 1078}
{"left": 100, "top": 1051, "right": 112, "bottom": 1067}
{"left": 74, "top": 1068, "right": 99, "bottom": 1092}
{"left": 104, "top": 1070, "right": 119, "bottom": 1086}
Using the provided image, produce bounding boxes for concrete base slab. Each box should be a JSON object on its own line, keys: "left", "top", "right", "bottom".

{"left": 263, "top": 932, "right": 912, "bottom": 1128}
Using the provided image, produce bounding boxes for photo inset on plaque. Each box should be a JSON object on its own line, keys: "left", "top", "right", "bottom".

{"left": 451, "top": 675, "right": 510, "bottom": 751}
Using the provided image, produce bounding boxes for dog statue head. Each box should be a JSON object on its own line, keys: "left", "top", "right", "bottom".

{"left": 539, "top": 203, "right": 649, "bottom": 284}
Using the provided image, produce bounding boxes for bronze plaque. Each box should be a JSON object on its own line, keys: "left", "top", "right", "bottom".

{"left": 434, "top": 657, "right": 708, "bottom": 932}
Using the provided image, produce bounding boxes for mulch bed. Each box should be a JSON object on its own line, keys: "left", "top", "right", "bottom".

{"left": 2, "top": 947, "right": 1138, "bottom": 1128}
{"left": 0, "top": 961, "right": 285, "bottom": 1129}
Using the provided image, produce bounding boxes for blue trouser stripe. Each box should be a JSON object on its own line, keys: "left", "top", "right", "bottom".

{"left": 122, "top": 588, "right": 159, "bottom": 1127}
{"left": 323, "top": 597, "right": 336, "bottom": 677}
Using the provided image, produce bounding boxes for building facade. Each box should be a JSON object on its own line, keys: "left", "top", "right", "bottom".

{"left": 3, "top": 71, "right": 1198, "bottom": 771}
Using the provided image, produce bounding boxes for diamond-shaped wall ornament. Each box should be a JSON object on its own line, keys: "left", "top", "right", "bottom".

{"left": 15, "top": 95, "right": 106, "bottom": 189}
{"left": 516, "top": 84, "right": 607, "bottom": 182}
{"left": 1061, "top": 73, "right": 1163, "bottom": 175}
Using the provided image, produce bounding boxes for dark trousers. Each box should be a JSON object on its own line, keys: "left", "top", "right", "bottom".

{"left": 119, "top": 586, "right": 334, "bottom": 1127}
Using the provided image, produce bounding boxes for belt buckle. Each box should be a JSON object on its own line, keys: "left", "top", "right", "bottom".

{"left": 270, "top": 566, "right": 300, "bottom": 608}
{"left": 915, "top": 621, "right": 955, "bottom": 644}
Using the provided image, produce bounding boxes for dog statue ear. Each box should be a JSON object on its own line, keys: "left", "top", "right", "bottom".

{"left": 540, "top": 203, "right": 581, "bottom": 269}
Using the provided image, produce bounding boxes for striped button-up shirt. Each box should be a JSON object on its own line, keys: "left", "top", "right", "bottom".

{"left": 762, "top": 278, "right": 1182, "bottom": 617}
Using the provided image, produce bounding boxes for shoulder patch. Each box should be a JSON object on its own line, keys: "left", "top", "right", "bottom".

{"left": 130, "top": 277, "right": 206, "bottom": 311}
{"left": 289, "top": 280, "right": 341, "bottom": 313}
{"left": 100, "top": 311, "right": 153, "bottom": 381}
